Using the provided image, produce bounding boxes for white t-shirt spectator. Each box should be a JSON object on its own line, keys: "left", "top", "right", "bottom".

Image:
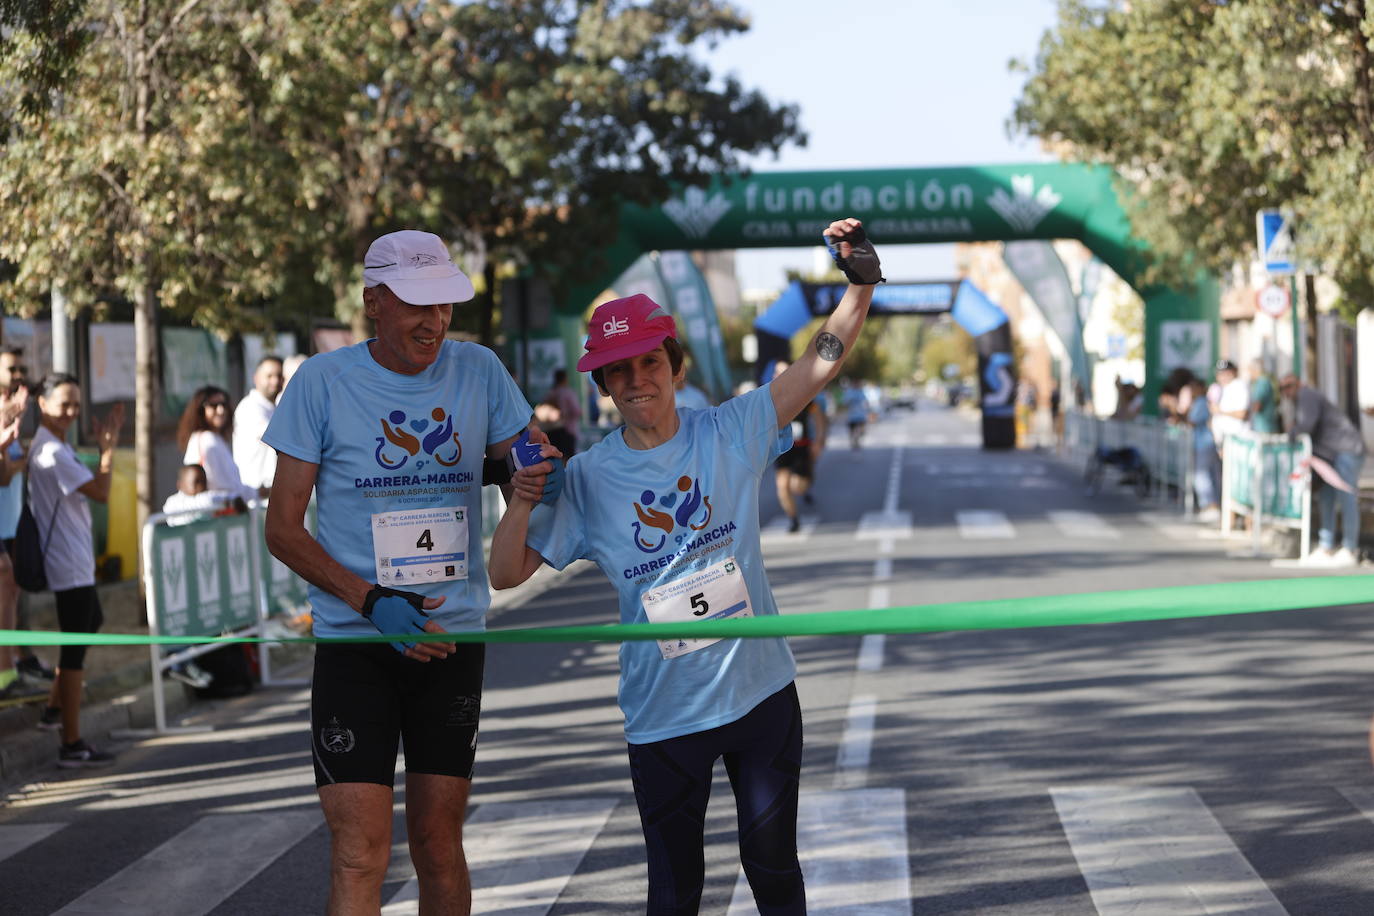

{"left": 28, "top": 425, "right": 95, "bottom": 591}
{"left": 1213, "top": 377, "right": 1250, "bottom": 446}
{"left": 232, "top": 389, "right": 277, "bottom": 491}
{"left": 184, "top": 429, "right": 254, "bottom": 502}
{"left": 162, "top": 489, "right": 238, "bottom": 526}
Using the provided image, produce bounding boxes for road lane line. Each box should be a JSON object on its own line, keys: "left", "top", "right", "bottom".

{"left": 857, "top": 634, "right": 885, "bottom": 672}
{"left": 1050, "top": 786, "right": 1287, "bottom": 916}
{"left": 383, "top": 797, "right": 617, "bottom": 916}
{"left": 956, "top": 509, "right": 1015, "bottom": 539}
{"left": 53, "top": 812, "right": 320, "bottom": 916}
{"left": 1048, "top": 510, "right": 1122, "bottom": 539}
{"left": 856, "top": 511, "right": 913, "bottom": 540}
{"left": 0, "top": 822, "right": 62, "bottom": 863}
{"left": 727, "top": 788, "right": 912, "bottom": 914}
{"left": 873, "top": 556, "right": 893, "bottom": 580}
{"left": 833, "top": 695, "right": 877, "bottom": 789}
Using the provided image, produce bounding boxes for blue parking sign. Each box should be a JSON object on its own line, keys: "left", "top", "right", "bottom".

{"left": 1256, "top": 209, "right": 1294, "bottom": 275}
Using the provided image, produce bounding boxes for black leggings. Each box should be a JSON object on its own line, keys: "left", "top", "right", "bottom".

{"left": 627, "top": 682, "right": 805, "bottom": 916}
{"left": 54, "top": 585, "right": 104, "bottom": 671}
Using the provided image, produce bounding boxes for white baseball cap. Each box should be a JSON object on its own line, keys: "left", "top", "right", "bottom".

{"left": 362, "top": 230, "right": 475, "bottom": 305}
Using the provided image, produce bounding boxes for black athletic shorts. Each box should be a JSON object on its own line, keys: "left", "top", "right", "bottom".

{"left": 310, "top": 641, "right": 485, "bottom": 788}
{"left": 775, "top": 445, "right": 814, "bottom": 479}
{"left": 54, "top": 585, "right": 104, "bottom": 671}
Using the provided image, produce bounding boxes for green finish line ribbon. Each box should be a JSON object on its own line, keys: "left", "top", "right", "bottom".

{"left": 3, "top": 575, "right": 1370, "bottom": 647}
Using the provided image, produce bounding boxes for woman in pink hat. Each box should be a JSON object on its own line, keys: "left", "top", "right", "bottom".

{"left": 492, "top": 218, "right": 881, "bottom": 915}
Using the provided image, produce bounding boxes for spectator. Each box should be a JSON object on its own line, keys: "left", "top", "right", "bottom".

{"left": 1158, "top": 368, "right": 1196, "bottom": 425}
{"left": 177, "top": 385, "right": 254, "bottom": 502}
{"left": 0, "top": 348, "right": 53, "bottom": 698}
{"left": 1211, "top": 359, "right": 1249, "bottom": 450}
{"left": 1182, "top": 377, "right": 1221, "bottom": 523}
{"left": 673, "top": 350, "right": 711, "bottom": 411}
{"left": 281, "top": 353, "right": 308, "bottom": 389}
{"left": 1247, "top": 358, "right": 1280, "bottom": 434}
{"left": 1111, "top": 378, "right": 1142, "bottom": 420}
{"left": 29, "top": 372, "right": 125, "bottom": 767}
{"left": 161, "top": 464, "right": 245, "bottom": 526}
{"left": 1281, "top": 374, "right": 1366, "bottom": 567}
{"left": 543, "top": 368, "right": 582, "bottom": 456}
{"left": 233, "top": 356, "right": 284, "bottom": 498}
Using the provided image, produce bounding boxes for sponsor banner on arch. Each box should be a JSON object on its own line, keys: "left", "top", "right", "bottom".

{"left": 622, "top": 165, "right": 1124, "bottom": 255}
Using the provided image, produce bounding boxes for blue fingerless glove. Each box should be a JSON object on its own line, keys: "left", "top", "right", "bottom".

{"left": 361, "top": 584, "right": 429, "bottom": 654}
{"left": 506, "top": 430, "right": 564, "bottom": 505}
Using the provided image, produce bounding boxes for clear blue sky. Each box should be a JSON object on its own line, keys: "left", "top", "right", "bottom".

{"left": 696, "top": 0, "right": 1063, "bottom": 291}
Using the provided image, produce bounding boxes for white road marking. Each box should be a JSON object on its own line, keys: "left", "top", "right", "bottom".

{"left": 383, "top": 798, "right": 617, "bottom": 916}
{"left": 53, "top": 812, "right": 320, "bottom": 916}
{"left": 1048, "top": 510, "right": 1122, "bottom": 539}
{"left": 0, "top": 822, "right": 62, "bottom": 863}
{"left": 833, "top": 695, "right": 877, "bottom": 789}
{"left": 955, "top": 510, "right": 1015, "bottom": 539}
{"left": 856, "top": 510, "right": 913, "bottom": 540}
{"left": 873, "top": 556, "right": 893, "bottom": 580}
{"left": 727, "top": 788, "right": 912, "bottom": 915}
{"left": 857, "top": 634, "right": 885, "bottom": 673}
{"left": 1050, "top": 786, "right": 1287, "bottom": 916}
{"left": 867, "top": 586, "right": 890, "bottom": 612}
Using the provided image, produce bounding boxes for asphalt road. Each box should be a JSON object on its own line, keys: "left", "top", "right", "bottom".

{"left": 2, "top": 400, "right": 1372, "bottom": 915}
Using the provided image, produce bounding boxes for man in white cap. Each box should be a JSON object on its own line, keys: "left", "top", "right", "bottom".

{"left": 264, "top": 229, "right": 549, "bottom": 915}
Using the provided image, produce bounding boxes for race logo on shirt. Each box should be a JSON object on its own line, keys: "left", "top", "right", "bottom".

{"left": 629, "top": 475, "right": 714, "bottom": 553}
{"left": 374, "top": 406, "right": 462, "bottom": 471}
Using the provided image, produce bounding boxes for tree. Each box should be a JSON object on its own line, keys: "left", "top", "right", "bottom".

{"left": 0, "top": 0, "right": 89, "bottom": 139}
{"left": 1012, "top": 0, "right": 1374, "bottom": 313}
{"left": 259, "top": 0, "right": 805, "bottom": 340}
{"left": 0, "top": 0, "right": 803, "bottom": 529}
{"left": 0, "top": 0, "right": 307, "bottom": 530}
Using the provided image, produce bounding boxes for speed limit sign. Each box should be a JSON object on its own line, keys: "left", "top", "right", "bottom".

{"left": 1256, "top": 283, "right": 1290, "bottom": 318}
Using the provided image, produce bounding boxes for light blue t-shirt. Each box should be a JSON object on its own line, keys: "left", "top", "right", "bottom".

{"left": 527, "top": 385, "right": 797, "bottom": 744}
{"left": 0, "top": 440, "right": 22, "bottom": 539}
{"left": 263, "top": 340, "right": 531, "bottom": 638}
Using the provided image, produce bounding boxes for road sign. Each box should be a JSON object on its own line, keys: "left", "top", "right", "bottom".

{"left": 1256, "top": 284, "right": 1290, "bottom": 318}
{"left": 1256, "top": 209, "right": 1295, "bottom": 275}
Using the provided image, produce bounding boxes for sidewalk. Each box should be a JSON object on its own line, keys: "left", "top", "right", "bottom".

{"left": 0, "top": 556, "right": 593, "bottom": 798}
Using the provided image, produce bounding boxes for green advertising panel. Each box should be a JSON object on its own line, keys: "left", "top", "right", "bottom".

{"left": 149, "top": 514, "right": 257, "bottom": 638}
{"left": 1226, "top": 431, "right": 1308, "bottom": 522}
{"left": 252, "top": 504, "right": 312, "bottom": 616}
{"left": 567, "top": 165, "right": 1217, "bottom": 415}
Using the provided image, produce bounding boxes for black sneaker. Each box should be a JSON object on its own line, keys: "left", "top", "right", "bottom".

{"left": 57, "top": 739, "right": 115, "bottom": 769}
{"left": 17, "top": 655, "right": 56, "bottom": 681}
{"left": 788, "top": 516, "right": 801, "bottom": 533}
{"left": 36, "top": 705, "right": 62, "bottom": 730}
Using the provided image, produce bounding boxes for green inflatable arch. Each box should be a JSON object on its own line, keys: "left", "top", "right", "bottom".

{"left": 567, "top": 164, "right": 1217, "bottom": 411}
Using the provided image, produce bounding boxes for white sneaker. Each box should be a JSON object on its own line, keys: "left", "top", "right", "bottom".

{"left": 1196, "top": 506, "right": 1221, "bottom": 523}
{"left": 1298, "top": 550, "right": 1336, "bottom": 567}
{"left": 1328, "top": 547, "right": 1360, "bottom": 568}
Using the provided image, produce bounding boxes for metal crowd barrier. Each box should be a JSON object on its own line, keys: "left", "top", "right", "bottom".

{"left": 1064, "top": 412, "right": 1193, "bottom": 510}
{"left": 1221, "top": 430, "right": 1313, "bottom": 558}
{"left": 132, "top": 501, "right": 311, "bottom": 734}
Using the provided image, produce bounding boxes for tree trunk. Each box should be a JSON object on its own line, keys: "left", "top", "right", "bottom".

{"left": 133, "top": 276, "right": 158, "bottom": 535}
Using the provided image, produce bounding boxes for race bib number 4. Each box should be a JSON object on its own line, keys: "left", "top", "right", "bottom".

{"left": 640, "top": 556, "right": 752, "bottom": 660}
{"left": 372, "top": 506, "right": 468, "bottom": 586}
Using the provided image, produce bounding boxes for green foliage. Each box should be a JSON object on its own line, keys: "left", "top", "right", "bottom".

{"left": 918, "top": 320, "right": 976, "bottom": 385}
{"left": 0, "top": 0, "right": 89, "bottom": 137}
{"left": 1012, "top": 0, "right": 1374, "bottom": 309}
{"left": 0, "top": 0, "right": 804, "bottom": 334}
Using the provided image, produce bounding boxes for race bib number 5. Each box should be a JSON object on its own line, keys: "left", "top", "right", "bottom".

{"left": 372, "top": 506, "right": 468, "bottom": 586}
{"left": 640, "top": 556, "right": 752, "bottom": 660}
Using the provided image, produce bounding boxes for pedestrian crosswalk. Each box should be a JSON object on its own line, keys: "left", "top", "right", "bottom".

{"left": 11, "top": 779, "right": 1362, "bottom": 914}
{"left": 758, "top": 508, "right": 1212, "bottom": 544}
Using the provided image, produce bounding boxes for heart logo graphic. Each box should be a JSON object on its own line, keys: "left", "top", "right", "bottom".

{"left": 409, "top": 420, "right": 429, "bottom": 433}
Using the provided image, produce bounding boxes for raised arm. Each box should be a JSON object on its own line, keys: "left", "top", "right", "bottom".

{"left": 770, "top": 218, "right": 880, "bottom": 428}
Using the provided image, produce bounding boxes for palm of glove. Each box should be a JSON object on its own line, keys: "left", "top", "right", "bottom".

{"left": 825, "top": 225, "right": 884, "bottom": 285}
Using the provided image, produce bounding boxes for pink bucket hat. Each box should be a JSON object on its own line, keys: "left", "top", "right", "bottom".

{"left": 576, "top": 294, "right": 678, "bottom": 372}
